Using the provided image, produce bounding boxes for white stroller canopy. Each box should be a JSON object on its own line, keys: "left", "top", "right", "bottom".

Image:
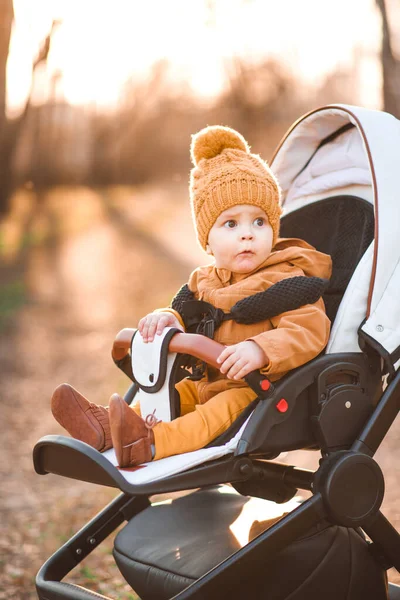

{"left": 270, "top": 104, "right": 400, "bottom": 371}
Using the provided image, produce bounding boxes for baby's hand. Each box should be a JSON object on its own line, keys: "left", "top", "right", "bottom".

{"left": 217, "top": 341, "right": 267, "bottom": 380}
{"left": 138, "top": 312, "right": 183, "bottom": 343}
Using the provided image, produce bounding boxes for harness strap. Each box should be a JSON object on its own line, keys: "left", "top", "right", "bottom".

{"left": 172, "top": 276, "right": 329, "bottom": 336}
{"left": 171, "top": 276, "right": 329, "bottom": 381}
{"left": 171, "top": 283, "right": 195, "bottom": 316}
{"left": 231, "top": 275, "right": 329, "bottom": 324}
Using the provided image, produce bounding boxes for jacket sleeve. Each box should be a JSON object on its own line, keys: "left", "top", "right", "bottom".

{"left": 248, "top": 298, "right": 330, "bottom": 375}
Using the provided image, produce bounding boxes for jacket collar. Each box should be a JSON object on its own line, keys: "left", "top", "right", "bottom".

{"left": 210, "top": 237, "right": 332, "bottom": 286}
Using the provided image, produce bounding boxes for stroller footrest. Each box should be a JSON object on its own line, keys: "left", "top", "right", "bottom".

{"left": 33, "top": 434, "right": 256, "bottom": 496}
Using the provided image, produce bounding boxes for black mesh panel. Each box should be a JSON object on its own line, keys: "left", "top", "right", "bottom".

{"left": 280, "top": 196, "right": 374, "bottom": 324}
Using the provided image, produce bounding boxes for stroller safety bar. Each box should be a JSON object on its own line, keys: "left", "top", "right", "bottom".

{"left": 112, "top": 328, "right": 225, "bottom": 368}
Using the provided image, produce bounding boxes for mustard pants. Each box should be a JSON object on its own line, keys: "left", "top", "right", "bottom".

{"left": 134, "top": 378, "right": 257, "bottom": 461}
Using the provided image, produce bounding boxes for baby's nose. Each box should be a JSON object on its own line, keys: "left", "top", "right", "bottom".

{"left": 241, "top": 231, "right": 253, "bottom": 240}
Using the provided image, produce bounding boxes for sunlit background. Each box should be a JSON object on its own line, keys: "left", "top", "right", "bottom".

{"left": 3, "top": 0, "right": 393, "bottom": 200}
{"left": 2, "top": 2, "right": 400, "bottom": 599}
{"left": 8, "top": 0, "right": 382, "bottom": 115}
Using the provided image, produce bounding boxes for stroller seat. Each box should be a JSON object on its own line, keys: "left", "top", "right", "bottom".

{"left": 33, "top": 105, "right": 400, "bottom": 600}
{"left": 113, "top": 486, "right": 388, "bottom": 600}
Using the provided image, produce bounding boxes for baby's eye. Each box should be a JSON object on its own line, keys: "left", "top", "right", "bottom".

{"left": 224, "top": 220, "right": 237, "bottom": 228}
{"left": 254, "top": 218, "right": 264, "bottom": 227}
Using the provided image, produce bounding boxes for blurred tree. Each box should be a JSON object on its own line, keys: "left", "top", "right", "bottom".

{"left": 376, "top": 0, "right": 400, "bottom": 118}
{"left": 212, "top": 57, "right": 308, "bottom": 158}
{"left": 0, "top": 0, "right": 15, "bottom": 215}
{"left": 0, "top": 3, "right": 57, "bottom": 215}
{"left": 90, "top": 60, "right": 176, "bottom": 185}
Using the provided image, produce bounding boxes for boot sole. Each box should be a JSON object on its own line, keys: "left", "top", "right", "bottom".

{"left": 110, "top": 394, "right": 124, "bottom": 466}
{"left": 51, "top": 384, "right": 106, "bottom": 451}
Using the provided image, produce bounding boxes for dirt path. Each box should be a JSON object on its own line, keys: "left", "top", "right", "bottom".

{"left": 0, "top": 184, "right": 206, "bottom": 599}
{"left": 1, "top": 185, "right": 399, "bottom": 599}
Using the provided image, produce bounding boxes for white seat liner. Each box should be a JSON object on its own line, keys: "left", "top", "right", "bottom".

{"left": 102, "top": 415, "right": 251, "bottom": 485}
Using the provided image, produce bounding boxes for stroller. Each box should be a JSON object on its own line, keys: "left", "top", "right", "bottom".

{"left": 33, "top": 104, "right": 400, "bottom": 600}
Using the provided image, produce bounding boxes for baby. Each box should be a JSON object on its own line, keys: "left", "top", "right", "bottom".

{"left": 52, "top": 125, "right": 332, "bottom": 468}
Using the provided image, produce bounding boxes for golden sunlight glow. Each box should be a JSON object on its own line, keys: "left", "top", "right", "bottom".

{"left": 229, "top": 495, "right": 301, "bottom": 547}
{"left": 7, "top": 0, "right": 381, "bottom": 117}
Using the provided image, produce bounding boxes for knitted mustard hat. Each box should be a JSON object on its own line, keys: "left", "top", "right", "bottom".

{"left": 189, "top": 125, "right": 282, "bottom": 250}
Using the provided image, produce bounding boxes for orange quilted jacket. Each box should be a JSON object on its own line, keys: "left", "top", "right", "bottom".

{"left": 164, "top": 237, "right": 332, "bottom": 404}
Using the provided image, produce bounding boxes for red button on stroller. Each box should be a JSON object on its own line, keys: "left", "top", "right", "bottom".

{"left": 33, "top": 104, "right": 400, "bottom": 600}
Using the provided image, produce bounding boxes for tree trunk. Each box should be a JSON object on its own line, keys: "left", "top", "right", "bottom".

{"left": 0, "top": 0, "right": 15, "bottom": 215}
{"left": 376, "top": 0, "right": 400, "bottom": 118}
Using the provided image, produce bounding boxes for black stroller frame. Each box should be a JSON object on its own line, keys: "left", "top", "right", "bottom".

{"left": 33, "top": 106, "right": 400, "bottom": 600}
{"left": 33, "top": 347, "right": 400, "bottom": 600}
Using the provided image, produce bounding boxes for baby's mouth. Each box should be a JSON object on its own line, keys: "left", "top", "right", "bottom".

{"left": 237, "top": 250, "right": 254, "bottom": 257}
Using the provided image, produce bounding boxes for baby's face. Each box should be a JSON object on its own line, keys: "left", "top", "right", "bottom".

{"left": 207, "top": 205, "right": 273, "bottom": 273}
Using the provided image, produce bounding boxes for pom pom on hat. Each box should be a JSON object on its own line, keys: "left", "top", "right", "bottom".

{"left": 189, "top": 125, "right": 282, "bottom": 251}
{"left": 191, "top": 125, "right": 249, "bottom": 166}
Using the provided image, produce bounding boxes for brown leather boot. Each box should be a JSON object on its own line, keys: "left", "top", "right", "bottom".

{"left": 109, "top": 393, "right": 156, "bottom": 467}
{"left": 51, "top": 383, "right": 112, "bottom": 452}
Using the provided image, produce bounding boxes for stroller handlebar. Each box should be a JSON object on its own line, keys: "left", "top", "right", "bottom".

{"left": 112, "top": 328, "right": 225, "bottom": 369}
{"left": 169, "top": 332, "right": 225, "bottom": 369}
{"left": 112, "top": 328, "right": 136, "bottom": 361}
